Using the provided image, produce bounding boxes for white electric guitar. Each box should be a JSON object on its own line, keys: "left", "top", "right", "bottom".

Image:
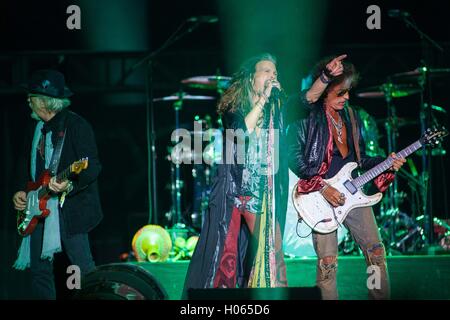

{"left": 292, "top": 127, "right": 448, "bottom": 234}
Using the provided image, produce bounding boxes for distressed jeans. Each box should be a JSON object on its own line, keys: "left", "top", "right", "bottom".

{"left": 312, "top": 206, "right": 390, "bottom": 300}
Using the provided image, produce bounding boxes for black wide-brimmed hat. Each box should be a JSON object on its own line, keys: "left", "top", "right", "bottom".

{"left": 23, "top": 69, "right": 73, "bottom": 98}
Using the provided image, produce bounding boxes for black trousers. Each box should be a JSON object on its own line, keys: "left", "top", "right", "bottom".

{"left": 30, "top": 211, "right": 95, "bottom": 299}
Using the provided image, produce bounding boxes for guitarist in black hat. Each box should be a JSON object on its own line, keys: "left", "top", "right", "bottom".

{"left": 12, "top": 69, "right": 103, "bottom": 299}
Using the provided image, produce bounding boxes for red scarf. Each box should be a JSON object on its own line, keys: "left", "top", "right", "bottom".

{"left": 297, "top": 113, "right": 394, "bottom": 193}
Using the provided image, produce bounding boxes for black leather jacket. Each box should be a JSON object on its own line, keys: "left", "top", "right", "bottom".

{"left": 287, "top": 91, "right": 384, "bottom": 180}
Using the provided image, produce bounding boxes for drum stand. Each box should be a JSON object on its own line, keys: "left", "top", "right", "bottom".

{"left": 381, "top": 83, "right": 402, "bottom": 254}
{"left": 394, "top": 10, "right": 446, "bottom": 252}
{"left": 115, "top": 18, "right": 206, "bottom": 225}
{"left": 167, "top": 95, "right": 188, "bottom": 231}
{"left": 417, "top": 66, "right": 435, "bottom": 248}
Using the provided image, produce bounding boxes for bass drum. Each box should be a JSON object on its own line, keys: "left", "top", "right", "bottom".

{"left": 284, "top": 170, "right": 348, "bottom": 257}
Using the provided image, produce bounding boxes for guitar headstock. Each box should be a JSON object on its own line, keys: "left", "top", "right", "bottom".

{"left": 70, "top": 158, "right": 89, "bottom": 175}
{"left": 421, "top": 126, "right": 449, "bottom": 147}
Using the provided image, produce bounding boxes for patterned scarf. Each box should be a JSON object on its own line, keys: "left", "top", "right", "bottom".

{"left": 247, "top": 108, "right": 286, "bottom": 288}
{"left": 13, "top": 121, "right": 62, "bottom": 270}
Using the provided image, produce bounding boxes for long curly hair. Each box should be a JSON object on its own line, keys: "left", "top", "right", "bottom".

{"left": 217, "top": 53, "right": 277, "bottom": 116}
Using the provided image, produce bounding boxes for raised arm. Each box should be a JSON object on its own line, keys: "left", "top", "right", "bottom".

{"left": 306, "top": 54, "right": 347, "bottom": 103}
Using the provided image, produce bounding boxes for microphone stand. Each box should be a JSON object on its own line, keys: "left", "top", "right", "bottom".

{"left": 116, "top": 19, "right": 203, "bottom": 225}
{"left": 270, "top": 91, "right": 282, "bottom": 238}
{"left": 382, "top": 82, "right": 400, "bottom": 255}
{"left": 400, "top": 15, "right": 443, "bottom": 53}
{"left": 398, "top": 13, "right": 444, "bottom": 248}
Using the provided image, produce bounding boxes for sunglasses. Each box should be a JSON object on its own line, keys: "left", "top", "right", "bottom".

{"left": 336, "top": 88, "right": 351, "bottom": 97}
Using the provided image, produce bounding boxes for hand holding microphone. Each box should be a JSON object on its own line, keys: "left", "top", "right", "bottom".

{"left": 263, "top": 79, "right": 281, "bottom": 101}
{"left": 255, "top": 79, "right": 281, "bottom": 112}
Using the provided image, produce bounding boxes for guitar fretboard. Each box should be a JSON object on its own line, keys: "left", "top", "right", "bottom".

{"left": 37, "top": 166, "right": 72, "bottom": 198}
{"left": 352, "top": 140, "right": 422, "bottom": 188}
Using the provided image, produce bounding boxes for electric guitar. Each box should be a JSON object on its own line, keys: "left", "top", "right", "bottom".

{"left": 16, "top": 158, "right": 88, "bottom": 236}
{"left": 292, "top": 127, "right": 448, "bottom": 234}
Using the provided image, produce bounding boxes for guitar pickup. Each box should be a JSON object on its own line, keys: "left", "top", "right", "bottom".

{"left": 344, "top": 180, "right": 357, "bottom": 195}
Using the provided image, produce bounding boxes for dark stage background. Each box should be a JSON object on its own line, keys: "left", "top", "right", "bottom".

{"left": 1, "top": 0, "right": 449, "bottom": 299}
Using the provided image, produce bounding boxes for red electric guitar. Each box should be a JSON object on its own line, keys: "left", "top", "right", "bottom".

{"left": 16, "top": 158, "right": 88, "bottom": 236}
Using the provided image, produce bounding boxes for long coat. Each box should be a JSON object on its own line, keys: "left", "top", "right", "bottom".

{"left": 182, "top": 103, "right": 289, "bottom": 297}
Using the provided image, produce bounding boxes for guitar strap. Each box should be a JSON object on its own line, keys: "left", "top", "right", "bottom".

{"left": 48, "top": 115, "right": 68, "bottom": 177}
{"left": 49, "top": 129, "right": 67, "bottom": 176}
{"left": 348, "top": 107, "right": 361, "bottom": 167}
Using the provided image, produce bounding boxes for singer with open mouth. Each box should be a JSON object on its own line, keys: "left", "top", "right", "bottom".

{"left": 182, "top": 53, "right": 290, "bottom": 296}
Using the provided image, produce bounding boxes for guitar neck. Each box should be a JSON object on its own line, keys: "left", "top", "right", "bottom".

{"left": 37, "top": 166, "right": 72, "bottom": 198}
{"left": 56, "top": 167, "right": 71, "bottom": 183}
{"left": 353, "top": 139, "right": 423, "bottom": 188}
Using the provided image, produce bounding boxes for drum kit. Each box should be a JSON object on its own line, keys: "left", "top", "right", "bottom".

{"left": 153, "top": 75, "right": 231, "bottom": 235}
{"left": 152, "top": 66, "right": 449, "bottom": 257}
{"left": 354, "top": 66, "right": 450, "bottom": 254}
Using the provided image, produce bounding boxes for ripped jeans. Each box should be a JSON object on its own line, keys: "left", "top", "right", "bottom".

{"left": 312, "top": 206, "right": 390, "bottom": 300}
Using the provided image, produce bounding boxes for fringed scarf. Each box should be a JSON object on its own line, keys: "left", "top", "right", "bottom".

{"left": 13, "top": 121, "right": 62, "bottom": 270}
{"left": 247, "top": 109, "right": 287, "bottom": 288}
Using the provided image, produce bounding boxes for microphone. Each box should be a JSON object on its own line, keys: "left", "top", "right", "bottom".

{"left": 388, "top": 9, "right": 411, "bottom": 18}
{"left": 187, "top": 16, "right": 219, "bottom": 23}
{"left": 271, "top": 87, "right": 281, "bottom": 100}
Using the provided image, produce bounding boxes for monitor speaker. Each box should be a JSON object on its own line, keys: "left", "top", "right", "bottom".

{"left": 72, "top": 263, "right": 168, "bottom": 300}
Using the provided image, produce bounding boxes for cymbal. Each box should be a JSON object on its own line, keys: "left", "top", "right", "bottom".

{"left": 431, "top": 104, "right": 447, "bottom": 113}
{"left": 356, "top": 83, "right": 421, "bottom": 99}
{"left": 375, "top": 117, "right": 418, "bottom": 128}
{"left": 390, "top": 67, "right": 450, "bottom": 81}
{"left": 181, "top": 75, "right": 232, "bottom": 90}
{"left": 153, "top": 93, "right": 215, "bottom": 102}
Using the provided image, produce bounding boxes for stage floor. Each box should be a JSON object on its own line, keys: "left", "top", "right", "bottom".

{"left": 130, "top": 255, "right": 450, "bottom": 300}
